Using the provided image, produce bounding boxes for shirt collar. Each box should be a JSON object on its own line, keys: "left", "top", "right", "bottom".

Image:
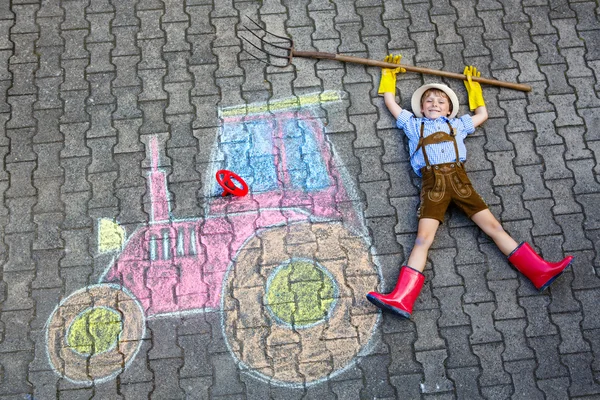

{"left": 422, "top": 116, "right": 451, "bottom": 123}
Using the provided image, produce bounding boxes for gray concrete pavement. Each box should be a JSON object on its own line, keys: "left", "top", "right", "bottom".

{"left": 1, "top": 0, "right": 600, "bottom": 399}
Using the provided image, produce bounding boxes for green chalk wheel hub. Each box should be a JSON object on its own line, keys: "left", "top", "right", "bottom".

{"left": 67, "top": 307, "right": 123, "bottom": 356}
{"left": 266, "top": 259, "right": 337, "bottom": 328}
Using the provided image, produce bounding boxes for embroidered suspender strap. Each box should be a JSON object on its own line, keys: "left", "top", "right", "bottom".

{"left": 416, "top": 122, "right": 430, "bottom": 166}
{"left": 447, "top": 121, "right": 461, "bottom": 160}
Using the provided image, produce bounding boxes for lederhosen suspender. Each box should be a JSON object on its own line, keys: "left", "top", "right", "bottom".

{"left": 415, "top": 121, "right": 460, "bottom": 168}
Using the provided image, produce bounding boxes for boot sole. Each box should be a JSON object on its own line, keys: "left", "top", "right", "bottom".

{"left": 539, "top": 257, "right": 574, "bottom": 292}
{"left": 366, "top": 294, "right": 411, "bottom": 319}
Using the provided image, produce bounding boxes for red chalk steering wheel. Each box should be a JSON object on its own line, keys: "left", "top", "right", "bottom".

{"left": 216, "top": 170, "right": 249, "bottom": 197}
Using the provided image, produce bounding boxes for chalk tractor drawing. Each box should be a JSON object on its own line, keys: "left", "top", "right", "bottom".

{"left": 45, "top": 92, "right": 380, "bottom": 385}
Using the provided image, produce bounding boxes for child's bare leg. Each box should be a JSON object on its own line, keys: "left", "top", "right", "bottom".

{"left": 471, "top": 209, "right": 518, "bottom": 255}
{"left": 407, "top": 218, "right": 440, "bottom": 272}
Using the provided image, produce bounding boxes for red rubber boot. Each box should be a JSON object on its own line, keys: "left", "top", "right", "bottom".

{"left": 508, "top": 242, "right": 573, "bottom": 291}
{"left": 366, "top": 266, "right": 424, "bottom": 319}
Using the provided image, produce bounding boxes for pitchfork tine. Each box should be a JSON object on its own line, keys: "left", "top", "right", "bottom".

{"left": 245, "top": 16, "right": 292, "bottom": 43}
{"left": 243, "top": 27, "right": 293, "bottom": 53}
{"left": 239, "top": 36, "right": 274, "bottom": 65}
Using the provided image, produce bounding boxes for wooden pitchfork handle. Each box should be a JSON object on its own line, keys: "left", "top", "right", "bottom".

{"left": 293, "top": 50, "right": 532, "bottom": 92}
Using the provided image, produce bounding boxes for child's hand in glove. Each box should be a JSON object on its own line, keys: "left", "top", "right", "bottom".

{"left": 378, "top": 54, "right": 406, "bottom": 95}
{"left": 463, "top": 65, "right": 485, "bottom": 110}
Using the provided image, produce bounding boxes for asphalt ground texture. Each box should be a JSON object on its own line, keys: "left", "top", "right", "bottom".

{"left": 1, "top": 0, "right": 600, "bottom": 399}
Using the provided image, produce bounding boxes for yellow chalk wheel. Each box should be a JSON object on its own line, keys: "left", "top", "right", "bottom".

{"left": 266, "top": 260, "right": 335, "bottom": 327}
{"left": 67, "top": 307, "right": 122, "bottom": 356}
{"left": 46, "top": 285, "right": 145, "bottom": 383}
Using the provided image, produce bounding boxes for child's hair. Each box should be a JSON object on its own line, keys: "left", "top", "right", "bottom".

{"left": 421, "top": 89, "right": 453, "bottom": 112}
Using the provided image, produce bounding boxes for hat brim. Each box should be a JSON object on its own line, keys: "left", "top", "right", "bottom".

{"left": 411, "top": 83, "right": 459, "bottom": 119}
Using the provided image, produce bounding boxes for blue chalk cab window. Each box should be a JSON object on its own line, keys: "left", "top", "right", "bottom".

{"left": 215, "top": 118, "right": 330, "bottom": 195}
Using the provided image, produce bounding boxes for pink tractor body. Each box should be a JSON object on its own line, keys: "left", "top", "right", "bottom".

{"left": 102, "top": 111, "right": 358, "bottom": 317}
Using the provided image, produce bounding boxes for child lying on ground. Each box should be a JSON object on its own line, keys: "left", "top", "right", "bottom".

{"left": 367, "top": 55, "right": 574, "bottom": 319}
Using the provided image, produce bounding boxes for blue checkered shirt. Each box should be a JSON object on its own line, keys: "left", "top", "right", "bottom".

{"left": 396, "top": 110, "right": 475, "bottom": 177}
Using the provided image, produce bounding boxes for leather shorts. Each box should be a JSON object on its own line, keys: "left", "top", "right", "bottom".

{"left": 417, "top": 162, "right": 488, "bottom": 223}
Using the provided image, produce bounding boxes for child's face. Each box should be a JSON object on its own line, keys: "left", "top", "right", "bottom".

{"left": 421, "top": 92, "right": 451, "bottom": 119}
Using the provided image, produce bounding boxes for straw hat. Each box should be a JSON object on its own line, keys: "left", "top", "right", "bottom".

{"left": 411, "top": 83, "right": 459, "bottom": 118}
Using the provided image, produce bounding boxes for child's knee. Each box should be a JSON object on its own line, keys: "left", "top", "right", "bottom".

{"left": 415, "top": 234, "right": 434, "bottom": 249}
{"left": 490, "top": 220, "right": 505, "bottom": 232}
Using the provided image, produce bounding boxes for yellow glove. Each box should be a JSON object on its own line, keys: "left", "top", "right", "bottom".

{"left": 463, "top": 65, "right": 485, "bottom": 110}
{"left": 378, "top": 54, "right": 405, "bottom": 95}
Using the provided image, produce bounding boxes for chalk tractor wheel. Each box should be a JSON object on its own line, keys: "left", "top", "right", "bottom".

{"left": 222, "top": 222, "right": 379, "bottom": 384}
{"left": 46, "top": 284, "right": 145, "bottom": 383}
